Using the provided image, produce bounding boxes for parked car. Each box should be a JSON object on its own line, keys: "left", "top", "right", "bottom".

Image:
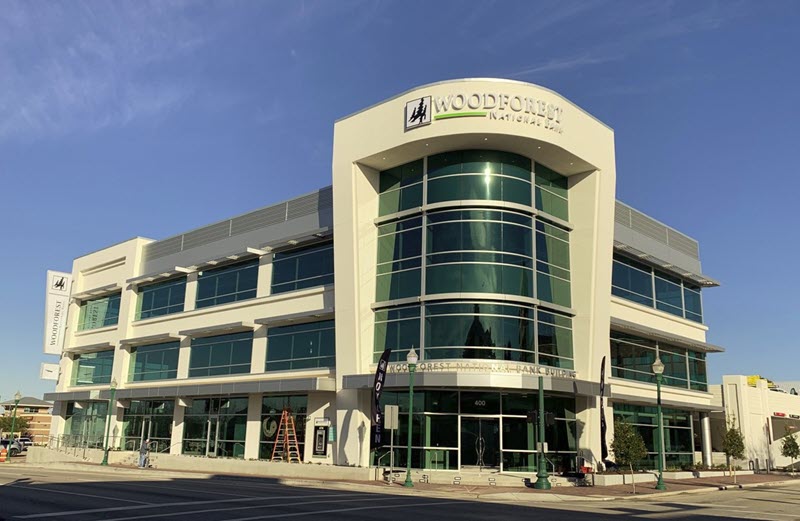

{"left": 0, "top": 439, "right": 23, "bottom": 457}
{"left": 17, "top": 437, "right": 33, "bottom": 450}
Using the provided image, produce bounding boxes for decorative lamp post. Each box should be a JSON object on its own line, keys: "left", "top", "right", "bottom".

{"left": 100, "top": 378, "right": 118, "bottom": 466}
{"left": 652, "top": 357, "right": 667, "bottom": 491}
{"left": 533, "top": 376, "right": 551, "bottom": 489}
{"left": 403, "top": 347, "right": 418, "bottom": 488}
{"left": 7, "top": 391, "right": 21, "bottom": 462}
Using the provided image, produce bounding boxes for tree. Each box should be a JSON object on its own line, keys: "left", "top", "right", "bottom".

{"left": 722, "top": 417, "right": 746, "bottom": 484}
{"left": 780, "top": 427, "right": 800, "bottom": 475}
{"left": 611, "top": 419, "right": 647, "bottom": 494}
{"left": 0, "top": 415, "right": 30, "bottom": 436}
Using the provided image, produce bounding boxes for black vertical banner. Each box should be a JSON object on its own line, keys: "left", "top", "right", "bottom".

{"left": 371, "top": 348, "right": 392, "bottom": 448}
{"left": 600, "top": 356, "right": 609, "bottom": 461}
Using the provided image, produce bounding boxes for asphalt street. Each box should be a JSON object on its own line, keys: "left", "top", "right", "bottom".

{"left": 1, "top": 466, "right": 799, "bottom": 521}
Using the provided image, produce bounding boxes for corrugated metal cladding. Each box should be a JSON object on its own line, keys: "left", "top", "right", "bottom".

{"left": 615, "top": 201, "right": 699, "bottom": 259}
{"left": 142, "top": 187, "right": 333, "bottom": 263}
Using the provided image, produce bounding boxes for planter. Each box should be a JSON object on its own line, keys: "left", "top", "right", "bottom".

{"left": 662, "top": 471, "right": 695, "bottom": 480}
{"left": 593, "top": 473, "right": 656, "bottom": 486}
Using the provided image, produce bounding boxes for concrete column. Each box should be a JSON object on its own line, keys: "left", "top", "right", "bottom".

{"left": 335, "top": 389, "right": 370, "bottom": 467}
{"left": 257, "top": 254, "right": 273, "bottom": 298}
{"left": 176, "top": 337, "right": 192, "bottom": 379}
{"left": 244, "top": 394, "right": 263, "bottom": 460}
{"left": 184, "top": 272, "right": 198, "bottom": 311}
{"left": 251, "top": 326, "right": 267, "bottom": 374}
{"left": 700, "top": 412, "right": 712, "bottom": 467}
{"left": 171, "top": 402, "right": 186, "bottom": 455}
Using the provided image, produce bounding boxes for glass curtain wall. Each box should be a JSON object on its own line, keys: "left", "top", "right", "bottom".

{"left": 77, "top": 293, "right": 121, "bottom": 331}
{"left": 129, "top": 341, "right": 179, "bottom": 381}
{"left": 260, "top": 395, "right": 308, "bottom": 460}
{"left": 64, "top": 401, "right": 108, "bottom": 447}
{"left": 266, "top": 320, "right": 335, "bottom": 371}
{"left": 182, "top": 397, "right": 248, "bottom": 458}
{"left": 613, "top": 404, "right": 694, "bottom": 469}
{"left": 374, "top": 390, "right": 577, "bottom": 472}
{"left": 196, "top": 259, "right": 258, "bottom": 309}
{"left": 610, "top": 331, "right": 708, "bottom": 391}
{"left": 121, "top": 400, "right": 174, "bottom": 452}
{"left": 612, "top": 253, "right": 703, "bottom": 323}
{"left": 136, "top": 277, "right": 186, "bottom": 319}
{"left": 188, "top": 332, "right": 253, "bottom": 378}
{"left": 71, "top": 350, "right": 114, "bottom": 386}
{"left": 271, "top": 242, "right": 334, "bottom": 294}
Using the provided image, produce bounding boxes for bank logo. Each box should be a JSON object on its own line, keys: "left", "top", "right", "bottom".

{"left": 404, "top": 96, "right": 431, "bottom": 131}
{"left": 51, "top": 275, "right": 68, "bottom": 293}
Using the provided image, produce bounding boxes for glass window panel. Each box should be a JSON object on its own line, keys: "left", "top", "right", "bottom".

{"left": 271, "top": 243, "right": 334, "bottom": 294}
{"left": 77, "top": 293, "right": 121, "bottom": 331}
{"left": 196, "top": 260, "right": 258, "bottom": 309}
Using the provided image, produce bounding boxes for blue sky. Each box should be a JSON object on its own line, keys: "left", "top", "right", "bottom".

{"left": 1, "top": 0, "right": 798, "bottom": 401}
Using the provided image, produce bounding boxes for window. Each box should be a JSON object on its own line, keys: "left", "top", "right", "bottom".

{"left": 613, "top": 404, "right": 694, "bottom": 469}
{"left": 271, "top": 242, "right": 334, "bottom": 294}
{"left": 137, "top": 278, "right": 186, "bottom": 319}
{"left": 121, "top": 400, "right": 174, "bottom": 451}
{"left": 129, "top": 341, "right": 179, "bottom": 381}
{"left": 77, "top": 293, "right": 121, "bottom": 331}
{"left": 427, "top": 151, "right": 532, "bottom": 207}
{"left": 379, "top": 159, "right": 423, "bottom": 216}
{"left": 612, "top": 254, "right": 703, "bottom": 323}
{"left": 376, "top": 217, "right": 422, "bottom": 302}
{"left": 610, "top": 331, "right": 708, "bottom": 391}
{"left": 374, "top": 305, "right": 421, "bottom": 363}
{"left": 266, "top": 320, "right": 336, "bottom": 371}
{"left": 188, "top": 332, "right": 253, "bottom": 378}
{"left": 261, "top": 395, "right": 308, "bottom": 460}
{"left": 196, "top": 259, "right": 258, "bottom": 309}
{"left": 72, "top": 350, "right": 114, "bottom": 386}
{"left": 534, "top": 163, "right": 569, "bottom": 220}
{"left": 182, "top": 397, "right": 248, "bottom": 458}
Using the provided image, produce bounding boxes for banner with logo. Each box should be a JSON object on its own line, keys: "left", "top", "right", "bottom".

{"left": 371, "top": 348, "right": 392, "bottom": 448}
{"left": 600, "top": 356, "right": 609, "bottom": 462}
{"left": 43, "top": 270, "right": 72, "bottom": 355}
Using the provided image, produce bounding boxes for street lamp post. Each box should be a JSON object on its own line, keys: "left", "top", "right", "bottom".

{"left": 7, "top": 391, "right": 21, "bottom": 463}
{"left": 533, "top": 375, "right": 551, "bottom": 489}
{"left": 403, "top": 347, "right": 418, "bottom": 488}
{"left": 652, "top": 357, "right": 667, "bottom": 491}
{"left": 100, "top": 378, "right": 118, "bottom": 466}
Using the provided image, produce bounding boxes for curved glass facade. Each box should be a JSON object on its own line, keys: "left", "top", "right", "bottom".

{"left": 375, "top": 150, "right": 572, "bottom": 366}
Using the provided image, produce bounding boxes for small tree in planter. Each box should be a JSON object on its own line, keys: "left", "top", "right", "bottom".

{"left": 611, "top": 419, "right": 647, "bottom": 494}
{"left": 780, "top": 426, "right": 800, "bottom": 475}
{"left": 722, "top": 417, "right": 746, "bottom": 484}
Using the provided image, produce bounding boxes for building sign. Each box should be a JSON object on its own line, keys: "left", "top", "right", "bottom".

{"left": 43, "top": 270, "right": 72, "bottom": 355}
{"left": 404, "top": 91, "right": 564, "bottom": 134}
{"left": 387, "top": 360, "right": 576, "bottom": 379}
{"left": 404, "top": 96, "right": 431, "bottom": 130}
{"left": 40, "top": 362, "right": 60, "bottom": 382}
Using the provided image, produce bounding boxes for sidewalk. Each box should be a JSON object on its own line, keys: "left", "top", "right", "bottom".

{"left": 10, "top": 460, "right": 799, "bottom": 503}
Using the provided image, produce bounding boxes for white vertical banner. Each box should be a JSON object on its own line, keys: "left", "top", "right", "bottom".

{"left": 43, "top": 270, "right": 72, "bottom": 354}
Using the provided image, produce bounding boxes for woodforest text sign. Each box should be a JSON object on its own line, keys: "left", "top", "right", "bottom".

{"left": 387, "top": 361, "right": 576, "bottom": 379}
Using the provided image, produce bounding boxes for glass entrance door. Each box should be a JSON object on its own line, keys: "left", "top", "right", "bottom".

{"left": 205, "top": 416, "right": 220, "bottom": 457}
{"left": 461, "top": 418, "right": 500, "bottom": 469}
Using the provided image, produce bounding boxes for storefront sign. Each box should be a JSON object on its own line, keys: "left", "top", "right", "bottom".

{"left": 387, "top": 360, "right": 576, "bottom": 379}
{"left": 405, "top": 91, "right": 565, "bottom": 134}
{"left": 43, "top": 270, "right": 72, "bottom": 355}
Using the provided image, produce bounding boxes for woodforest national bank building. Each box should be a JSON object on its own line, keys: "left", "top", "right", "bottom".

{"left": 45, "top": 79, "right": 722, "bottom": 475}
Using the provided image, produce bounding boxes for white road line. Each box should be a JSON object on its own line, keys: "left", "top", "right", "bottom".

{"left": 100, "top": 496, "right": 407, "bottom": 521}
{"left": 15, "top": 492, "right": 366, "bottom": 519}
{"left": 224, "top": 500, "right": 459, "bottom": 521}
{"left": 5, "top": 484, "right": 152, "bottom": 505}
{"left": 119, "top": 481, "right": 261, "bottom": 498}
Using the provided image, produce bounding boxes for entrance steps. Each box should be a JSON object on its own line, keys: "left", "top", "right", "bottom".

{"left": 380, "top": 468, "right": 588, "bottom": 488}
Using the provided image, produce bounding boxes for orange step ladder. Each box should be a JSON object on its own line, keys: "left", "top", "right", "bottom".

{"left": 271, "top": 408, "right": 301, "bottom": 463}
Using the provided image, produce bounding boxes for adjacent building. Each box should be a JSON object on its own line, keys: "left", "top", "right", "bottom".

{"left": 1, "top": 396, "right": 53, "bottom": 442}
{"left": 44, "top": 78, "right": 722, "bottom": 473}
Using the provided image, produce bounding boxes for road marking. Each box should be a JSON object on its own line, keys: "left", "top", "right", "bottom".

{"left": 224, "top": 500, "right": 459, "bottom": 520}
{"left": 119, "top": 481, "right": 261, "bottom": 498}
{"left": 5, "top": 484, "right": 151, "bottom": 504}
{"left": 99, "top": 496, "right": 408, "bottom": 521}
{"left": 15, "top": 493, "right": 367, "bottom": 519}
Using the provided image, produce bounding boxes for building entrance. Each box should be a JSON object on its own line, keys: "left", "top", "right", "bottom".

{"left": 460, "top": 417, "right": 500, "bottom": 469}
